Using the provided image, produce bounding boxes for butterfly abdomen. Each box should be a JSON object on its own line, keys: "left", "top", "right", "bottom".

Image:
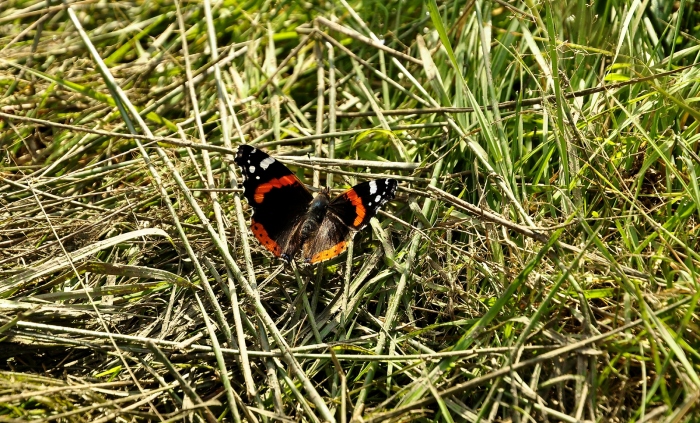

{"left": 301, "top": 191, "right": 330, "bottom": 242}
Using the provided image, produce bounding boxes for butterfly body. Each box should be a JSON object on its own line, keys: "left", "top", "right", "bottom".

{"left": 301, "top": 189, "right": 331, "bottom": 240}
{"left": 235, "top": 145, "right": 397, "bottom": 264}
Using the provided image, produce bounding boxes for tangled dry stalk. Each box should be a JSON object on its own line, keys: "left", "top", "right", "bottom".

{"left": 2, "top": 0, "right": 700, "bottom": 422}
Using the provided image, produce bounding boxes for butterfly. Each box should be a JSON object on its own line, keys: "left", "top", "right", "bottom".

{"left": 234, "top": 145, "right": 397, "bottom": 263}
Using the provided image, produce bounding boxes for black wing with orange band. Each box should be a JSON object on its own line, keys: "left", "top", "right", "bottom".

{"left": 327, "top": 179, "right": 397, "bottom": 229}
{"left": 234, "top": 145, "right": 312, "bottom": 258}
{"left": 301, "top": 179, "right": 398, "bottom": 263}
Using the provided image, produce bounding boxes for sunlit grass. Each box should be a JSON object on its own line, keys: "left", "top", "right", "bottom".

{"left": 1, "top": 0, "right": 699, "bottom": 421}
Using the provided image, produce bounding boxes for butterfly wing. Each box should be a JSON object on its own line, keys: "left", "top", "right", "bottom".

{"left": 235, "top": 145, "right": 313, "bottom": 259}
{"left": 327, "top": 179, "right": 398, "bottom": 229}
{"left": 302, "top": 179, "right": 397, "bottom": 263}
{"left": 302, "top": 214, "right": 351, "bottom": 264}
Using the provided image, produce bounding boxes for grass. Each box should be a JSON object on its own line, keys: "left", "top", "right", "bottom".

{"left": 1, "top": 0, "right": 700, "bottom": 421}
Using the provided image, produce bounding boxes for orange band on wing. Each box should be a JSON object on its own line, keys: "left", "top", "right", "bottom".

{"left": 250, "top": 219, "right": 282, "bottom": 256}
{"left": 344, "top": 189, "right": 366, "bottom": 226}
{"left": 309, "top": 241, "right": 348, "bottom": 264}
{"left": 254, "top": 175, "right": 300, "bottom": 203}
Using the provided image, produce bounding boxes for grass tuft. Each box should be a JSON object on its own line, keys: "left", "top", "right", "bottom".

{"left": 2, "top": 0, "right": 700, "bottom": 421}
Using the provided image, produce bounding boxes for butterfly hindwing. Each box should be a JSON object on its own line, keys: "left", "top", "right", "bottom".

{"left": 301, "top": 179, "right": 398, "bottom": 263}
{"left": 301, "top": 214, "right": 351, "bottom": 264}
{"left": 235, "top": 145, "right": 312, "bottom": 258}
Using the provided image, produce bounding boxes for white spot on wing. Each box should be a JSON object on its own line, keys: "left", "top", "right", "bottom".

{"left": 256, "top": 176, "right": 260, "bottom": 179}
{"left": 368, "top": 202, "right": 372, "bottom": 206}
{"left": 249, "top": 166, "right": 256, "bottom": 173}
{"left": 369, "top": 180, "right": 378, "bottom": 194}
{"left": 260, "top": 157, "right": 275, "bottom": 170}
{"left": 375, "top": 195, "right": 381, "bottom": 203}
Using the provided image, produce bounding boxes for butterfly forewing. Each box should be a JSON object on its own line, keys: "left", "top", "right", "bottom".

{"left": 235, "top": 145, "right": 312, "bottom": 258}
{"left": 328, "top": 179, "right": 398, "bottom": 230}
{"left": 303, "top": 179, "right": 397, "bottom": 263}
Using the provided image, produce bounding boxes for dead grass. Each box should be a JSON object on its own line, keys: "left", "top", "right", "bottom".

{"left": 2, "top": 0, "right": 700, "bottom": 422}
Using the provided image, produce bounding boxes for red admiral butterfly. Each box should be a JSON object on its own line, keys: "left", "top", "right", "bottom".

{"left": 235, "top": 145, "right": 398, "bottom": 264}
